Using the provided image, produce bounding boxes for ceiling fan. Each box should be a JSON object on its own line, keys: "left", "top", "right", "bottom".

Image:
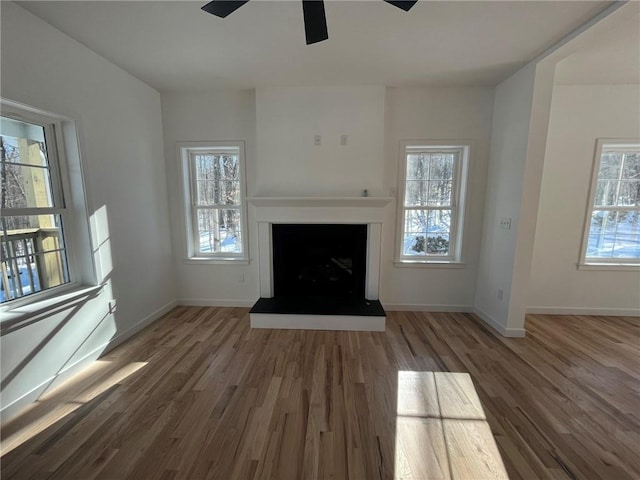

{"left": 201, "top": 0, "right": 419, "bottom": 45}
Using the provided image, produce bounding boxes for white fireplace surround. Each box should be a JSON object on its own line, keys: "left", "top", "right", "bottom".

{"left": 248, "top": 196, "right": 393, "bottom": 301}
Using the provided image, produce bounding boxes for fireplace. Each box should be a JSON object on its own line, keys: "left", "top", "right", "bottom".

{"left": 272, "top": 223, "right": 367, "bottom": 299}
{"left": 248, "top": 196, "right": 391, "bottom": 331}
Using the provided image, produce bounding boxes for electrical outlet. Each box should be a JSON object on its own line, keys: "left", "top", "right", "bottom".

{"left": 340, "top": 134, "right": 348, "bottom": 146}
{"left": 497, "top": 289, "right": 504, "bottom": 301}
{"left": 314, "top": 135, "right": 321, "bottom": 146}
{"left": 238, "top": 273, "right": 244, "bottom": 283}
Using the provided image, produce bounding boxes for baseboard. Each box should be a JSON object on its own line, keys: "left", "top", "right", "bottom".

{"left": 103, "top": 299, "right": 178, "bottom": 354}
{"left": 383, "top": 303, "right": 473, "bottom": 312}
{"left": 0, "top": 341, "right": 108, "bottom": 423}
{"left": 473, "top": 307, "right": 526, "bottom": 338}
{"left": 0, "top": 299, "right": 178, "bottom": 424}
{"left": 178, "top": 298, "right": 255, "bottom": 308}
{"left": 526, "top": 306, "right": 640, "bottom": 316}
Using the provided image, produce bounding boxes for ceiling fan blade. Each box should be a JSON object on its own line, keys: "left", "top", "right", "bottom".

{"left": 201, "top": 0, "right": 249, "bottom": 18}
{"left": 302, "top": 0, "right": 329, "bottom": 45}
{"left": 383, "top": 0, "right": 418, "bottom": 12}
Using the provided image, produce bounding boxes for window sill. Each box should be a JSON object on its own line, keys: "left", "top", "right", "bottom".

{"left": 577, "top": 263, "right": 640, "bottom": 271}
{"left": 1, "top": 284, "right": 104, "bottom": 331}
{"left": 394, "top": 261, "right": 466, "bottom": 269}
{"left": 184, "top": 257, "right": 250, "bottom": 265}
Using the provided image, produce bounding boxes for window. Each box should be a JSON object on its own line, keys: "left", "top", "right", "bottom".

{"left": 581, "top": 140, "right": 640, "bottom": 266}
{"left": 179, "top": 142, "right": 247, "bottom": 261}
{"left": 1, "top": 108, "right": 72, "bottom": 304}
{"left": 397, "top": 143, "right": 469, "bottom": 264}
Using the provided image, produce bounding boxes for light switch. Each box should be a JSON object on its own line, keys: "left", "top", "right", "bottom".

{"left": 500, "top": 217, "right": 512, "bottom": 230}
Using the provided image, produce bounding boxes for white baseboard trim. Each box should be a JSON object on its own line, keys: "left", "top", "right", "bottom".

{"left": 103, "top": 299, "right": 178, "bottom": 354}
{"left": 178, "top": 298, "right": 255, "bottom": 308}
{"left": 526, "top": 306, "right": 640, "bottom": 316}
{"left": 473, "top": 307, "right": 526, "bottom": 338}
{"left": 250, "top": 313, "right": 385, "bottom": 332}
{"left": 1, "top": 299, "right": 178, "bottom": 424}
{"left": 0, "top": 341, "right": 108, "bottom": 423}
{"left": 383, "top": 303, "right": 473, "bottom": 312}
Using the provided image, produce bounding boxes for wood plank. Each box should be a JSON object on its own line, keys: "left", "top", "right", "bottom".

{"left": 395, "top": 417, "right": 450, "bottom": 480}
{"left": 443, "top": 418, "right": 509, "bottom": 480}
{"left": 1, "top": 308, "right": 638, "bottom": 480}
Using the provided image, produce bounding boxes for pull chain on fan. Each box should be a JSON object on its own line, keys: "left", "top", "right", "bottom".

{"left": 201, "top": 0, "right": 418, "bottom": 45}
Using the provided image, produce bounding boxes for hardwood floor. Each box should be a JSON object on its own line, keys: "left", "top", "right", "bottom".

{"left": 1, "top": 307, "right": 638, "bottom": 479}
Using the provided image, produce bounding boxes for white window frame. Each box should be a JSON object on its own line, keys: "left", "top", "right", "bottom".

{"left": 178, "top": 141, "right": 248, "bottom": 263}
{"left": 1, "top": 99, "right": 95, "bottom": 312}
{"left": 395, "top": 141, "right": 469, "bottom": 266}
{"left": 579, "top": 138, "right": 640, "bottom": 269}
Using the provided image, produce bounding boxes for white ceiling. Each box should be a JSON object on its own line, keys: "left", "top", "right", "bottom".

{"left": 17, "top": 0, "right": 614, "bottom": 92}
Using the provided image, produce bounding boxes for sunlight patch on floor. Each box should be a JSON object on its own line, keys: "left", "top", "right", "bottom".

{"left": 0, "top": 360, "right": 147, "bottom": 456}
{"left": 394, "top": 371, "right": 508, "bottom": 480}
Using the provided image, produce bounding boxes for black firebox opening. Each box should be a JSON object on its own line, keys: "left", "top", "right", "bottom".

{"left": 272, "top": 224, "right": 367, "bottom": 299}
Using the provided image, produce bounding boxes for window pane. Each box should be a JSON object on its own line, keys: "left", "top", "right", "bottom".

{"left": 587, "top": 210, "right": 640, "bottom": 259}
{"left": 217, "top": 154, "right": 239, "bottom": 180}
{"left": 0, "top": 117, "right": 48, "bottom": 167}
{"left": 1, "top": 214, "right": 70, "bottom": 303}
{"left": 404, "top": 232, "right": 450, "bottom": 256}
{"left": 403, "top": 233, "right": 426, "bottom": 255}
{"left": 2, "top": 163, "right": 55, "bottom": 209}
{"left": 427, "top": 180, "right": 452, "bottom": 206}
{"left": 427, "top": 209, "right": 451, "bottom": 235}
{"left": 617, "top": 180, "right": 639, "bottom": 206}
{"left": 619, "top": 211, "right": 640, "bottom": 235}
{"left": 194, "top": 155, "right": 216, "bottom": 180}
{"left": 622, "top": 153, "right": 640, "bottom": 179}
{"left": 406, "top": 154, "right": 429, "bottom": 180}
{"left": 1, "top": 117, "right": 56, "bottom": 210}
{"left": 429, "top": 154, "right": 454, "bottom": 180}
{"left": 613, "top": 235, "right": 640, "bottom": 258}
{"left": 196, "top": 180, "right": 241, "bottom": 206}
{"left": 594, "top": 180, "right": 618, "bottom": 206}
{"left": 598, "top": 152, "right": 622, "bottom": 180}
{"left": 196, "top": 208, "right": 242, "bottom": 254}
{"left": 405, "top": 180, "right": 428, "bottom": 206}
{"left": 403, "top": 209, "right": 451, "bottom": 256}
{"left": 196, "top": 180, "right": 219, "bottom": 205}
{"left": 587, "top": 234, "right": 614, "bottom": 258}
{"left": 404, "top": 209, "right": 428, "bottom": 234}
{"left": 195, "top": 154, "right": 239, "bottom": 179}
{"left": 425, "top": 234, "right": 450, "bottom": 256}
{"left": 589, "top": 210, "right": 617, "bottom": 236}
{"left": 219, "top": 180, "right": 240, "bottom": 205}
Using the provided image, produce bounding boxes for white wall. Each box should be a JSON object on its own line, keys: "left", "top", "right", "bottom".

{"left": 472, "top": 60, "right": 559, "bottom": 337}
{"left": 161, "top": 90, "right": 259, "bottom": 305}
{"left": 382, "top": 87, "right": 494, "bottom": 309}
{"left": 161, "top": 86, "right": 495, "bottom": 310}
{"left": 529, "top": 84, "right": 640, "bottom": 314}
{"left": 0, "top": 3, "right": 175, "bottom": 420}
{"left": 474, "top": 65, "right": 536, "bottom": 335}
{"left": 255, "top": 86, "right": 386, "bottom": 197}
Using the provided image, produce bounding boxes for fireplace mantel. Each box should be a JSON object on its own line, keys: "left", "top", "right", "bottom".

{"left": 248, "top": 196, "right": 393, "bottom": 208}
{"left": 249, "top": 196, "right": 388, "bottom": 330}
{"left": 250, "top": 195, "right": 391, "bottom": 304}
{"left": 248, "top": 196, "right": 393, "bottom": 224}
